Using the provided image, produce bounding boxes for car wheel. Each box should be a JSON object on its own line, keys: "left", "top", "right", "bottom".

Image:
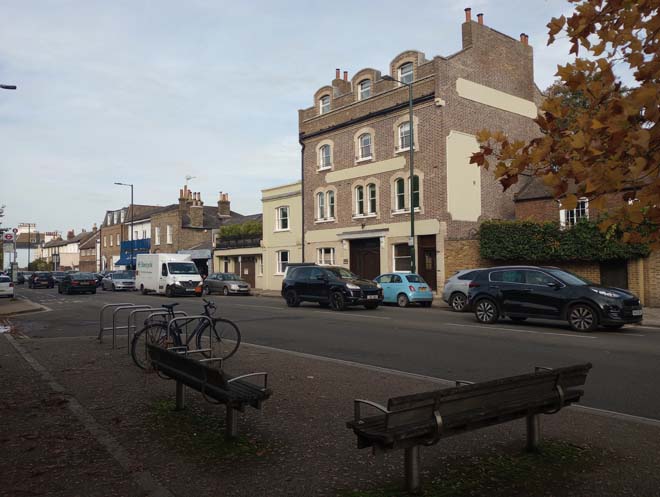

{"left": 396, "top": 293, "right": 409, "bottom": 308}
{"left": 510, "top": 316, "right": 527, "bottom": 322}
{"left": 449, "top": 292, "right": 468, "bottom": 312}
{"left": 165, "top": 285, "right": 175, "bottom": 298}
{"left": 568, "top": 304, "right": 598, "bottom": 332}
{"left": 140, "top": 285, "right": 148, "bottom": 295}
{"left": 330, "top": 291, "right": 346, "bottom": 311}
{"left": 475, "top": 298, "right": 499, "bottom": 324}
{"left": 285, "top": 289, "right": 300, "bottom": 307}
{"left": 365, "top": 302, "right": 379, "bottom": 310}
{"left": 223, "top": 286, "right": 229, "bottom": 296}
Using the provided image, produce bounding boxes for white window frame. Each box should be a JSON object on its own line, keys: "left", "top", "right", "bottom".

{"left": 560, "top": 198, "right": 589, "bottom": 228}
{"left": 142, "top": 229, "right": 147, "bottom": 239}
{"left": 276, "top": 250, "right": 289, "bottom": 275}
{"left": 103, "top": 236, "right": 107, "bottom": 248}
{"left": 166, "top": 225, "right": 173, "bottom": 244}
{"left": 276, "top": 206, "right": 290, "bottom": 231}
{"left": 317, "top": 192, "right": 325, "bottom": 220}
{"left": 367, "top": 183, "right": 377, "bottom": 214}
{"left": 358, "top": 79, "right": 371, "bottom": 100}
{"left": 113, "top": 212, "right": 118, "bottom": 224}
{"left": 398, "top": 122, "right": 411, "bottom": 151}
{"left": 358, "top": 133, "right": 372, "bottom": 160}
{"left": 319, "top": 95, "right": 330, "bottom": 114}
{"left": 154, "top": 227, "right": 161, "bottom": 245}
{"left": 120, "top": 210, "right": 125, "bottom": 223}
{"left": 393, "top": 243, "right": 412, "bottom": 272}
{"left": 395, "top": 178, "right": 406, "bottom": 211}
{"left": 399, "top": 62, "right": 413, "bottom": 85}
{"left": 326, "top": 190, "right": 335, "bottom": 219}
{"left": 116, "top": 234, "right": 120, "bottom": 246}
{"left": 355, "top": 186, "right": 365, "bottom": 216}
{"left": 317, "top": 247, "right": 335, "bottom": 266}
{"left": 319, "top": 144, "right": 331, "bottom": 169}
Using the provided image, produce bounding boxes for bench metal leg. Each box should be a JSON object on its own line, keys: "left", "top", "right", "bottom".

{"left": 526, "top": 414, "right": 541, "bottom": 452}
{"left": 175, "top": 381, "right": 185, "bottom": 410}
{"left": 225, "top": 406, "right": 238, "bottom": 439}
{"left": 404, "top": 445, "right": 421, "bottom": 494}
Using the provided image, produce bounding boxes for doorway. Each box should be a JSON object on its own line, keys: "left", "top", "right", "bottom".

{"left": 238, "top": 256, "right": 256, "bottom": 288}
{"left": 417, "top": 235, "right": 437, "bottom": 291}
{"left": 349, "top": 238, "right": 381, "bottom": 280}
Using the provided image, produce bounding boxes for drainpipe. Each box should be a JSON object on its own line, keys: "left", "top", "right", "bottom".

{"left": 299, "top": 134, "right": 306, "bottom": 263}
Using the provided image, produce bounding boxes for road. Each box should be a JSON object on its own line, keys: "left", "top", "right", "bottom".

{"left": 11, "top": 285, "right": 660, "bottom": 421}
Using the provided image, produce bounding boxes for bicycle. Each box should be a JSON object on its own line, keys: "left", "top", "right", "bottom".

{"left": 131, "top": 299, "right": 241, "bottom": 370}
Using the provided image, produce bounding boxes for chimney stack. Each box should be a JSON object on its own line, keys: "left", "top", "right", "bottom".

{"left": 464, "top": 7, "right": 471, "bottom": 22}
{"left": 477, "top": 13, "right": 483, "bottom": 25}
{"left": 67, "top": 229, "right": 75, "bottom": 240}
{"left": 92, "top": 223, "right": 97, "bottom": 232}
{"left": 190, "top": 192, "right": 204, "bottom": 227}
{"left": 520, "top": 33, "right": 528, "bottom": 45}
{"left": 343, "top": 70, "right": 348, "bottom": 81}
{"left": 217, "top": 192, "right": 231, "bottom": 218}
{"left": 335, "top": 68, "right": 340, "bottom": 79}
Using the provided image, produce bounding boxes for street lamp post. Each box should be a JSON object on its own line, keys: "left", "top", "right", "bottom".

{"left": 382, "top": 75, "right": 416, "bottom": 273}
{"left": 114, "top": 182, "right": 134, "bottom": 270}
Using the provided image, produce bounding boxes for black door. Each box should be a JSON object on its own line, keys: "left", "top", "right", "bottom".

{"left": 600, "top": 261, "right": 628, "bottom": 289}
{"left": 520, "top": 270, "right": 564, "bottom": 318}
{"left": 417, "top": 235, "right": 437, "bottom": 291}
{"left": 308, "top": 267, "right": 329, "bottom": 301}
{"left": 349, "top": 238, "right": 381, "bottom": 280}
{"left": 489, "top": 269, "right": 527, "bottom": 315}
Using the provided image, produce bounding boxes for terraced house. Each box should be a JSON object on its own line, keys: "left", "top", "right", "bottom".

{"left": 299, "top": 9, "right": 542, "bottom": 291}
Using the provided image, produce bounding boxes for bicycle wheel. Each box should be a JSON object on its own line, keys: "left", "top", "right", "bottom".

{"left": 196, "top": 318, "right": 241, "bottom": 361}
{"left": 131, "top": 323, "right": 170, "bottom": 370}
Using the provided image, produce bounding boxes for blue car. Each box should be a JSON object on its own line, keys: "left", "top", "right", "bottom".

{"left": 374, "top": 272, "right": 434, "bottom": 307}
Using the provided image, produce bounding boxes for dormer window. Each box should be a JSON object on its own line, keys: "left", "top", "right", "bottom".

{"left": 399, "top": 62, "right": 413, "bottom": 85}
{"left": 358, "top": 79, "right": 371, "bottom": 100}
{"left": 320, "top": 95, "right": 330, "bottom": 114}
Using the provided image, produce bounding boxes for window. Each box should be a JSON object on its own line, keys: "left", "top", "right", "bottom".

{"left": 320, "top": 95, "right": 330, "bottom": 114}
{"left": 103, "top": 236, "right": 107, "bottom": 248}
{"left": 359, "top": 79, "right": 371, "bottom": 100}
{"left": 113, "top": 212, "right": 118, "bottom": 224}
{"left": 276, "top": 206, "right": 289, "bottom": 231}
{"left": 166, "top": 225, "right": 173, "bottom": 244}
{"left": 399, "top": 62, "right": 413, "bottom": 84}
{"left": 258, "top": 256, "right": 263, "bottom": 276}
{"left": 524, "top": 270, "right": 558, "bottom": 286}
{"left": 110, "top": 235, "right": 113, "bottom": 247}
{"left": 317, "top": 247, "right": 335, "bottom": 265}
{"left": 120, "top": 210, "right": 125, "bottom": 223}
{"left": 489, "top": 270, "right": 524, "bottom": 283}
{"left": 560, "top": 198, "right": 589, "bottom": 228}
{"left": 395, "top": 178, "right": 406, "bottom": 211}
{"left": 317, "top": 192, "right": 325, "bottom": 220}
{"left": 161, "top": 263, "right": 168, "bottom": 277}
{"left": 327, "top": 191, "right": 335, "bottom": 219}
{"left": 412, "top": 175, "right": 420, "bottom": 209}
{"left": 367, "top": 183, "right": 377, "bottom": 214}
{"left": 154, "top": 227, "right": 161, "bottom": 245}
{"left": 134, "top": 230, "right": 138, "bottom": 240}
{"left": 355, "top": 186, "right": 365, "bottom": 215}
{"left": 276, "top": 251, "right": 289, "bottom": 274}
{"left": 358, "top": 133, "right": 372, "bottom": 160}
{"left": 142, "top": 229, "right": 147, "bottom": 239}
{"left": 398, "top": 122, "right": 411, "bottom": 150}
{"left": 319, "top": 144, "right": 331, "bottom": 169}
{"left": 377, "top": 274, "right": 392, "bottom": 284}
{"left": 393, "top": 244, "right": 411, "bottom": 272}
{"left": 116, "top": 234, "right": 120, "bottom": 246}
{"left": 391, "top": 274, "right": 402, "bottom": 283}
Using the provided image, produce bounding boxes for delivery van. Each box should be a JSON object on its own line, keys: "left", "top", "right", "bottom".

{"left": 135, "top": 253, "right": 203, "bottom": 297}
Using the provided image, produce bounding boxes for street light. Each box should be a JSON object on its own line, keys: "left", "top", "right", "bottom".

{"left": 0, "top": 84, "right": 17, "bottom": 90}
{"left": 114, "top": 182, "right": 134, "bottom": 270}
{"left": 382, "top": 74, "right": 416, "bottom": 273}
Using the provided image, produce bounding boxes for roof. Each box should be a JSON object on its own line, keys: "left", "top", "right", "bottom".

{"left": 79, "top": 231, "right": 100, "bottom": 249}
{"left": 43, "top": 231, "right": 95, "bottom": 248}
{"left": 181, "top": 207, "right": 256, "bottom": 229}
{"left": 515, "top": 177, "right": 554, "bottom": 201}
{"left": 14, "top": 232, "right": 48, "bottom": 248}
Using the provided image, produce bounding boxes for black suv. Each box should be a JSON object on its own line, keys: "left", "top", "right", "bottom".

{"left": 467, "top": 266, "right": 643, "bottom": 331}
{"left": 28, "top": 272, "right": 54, "bottom": 289}
{"left": 282, "top": 265, "right": 383, "bottom": 311}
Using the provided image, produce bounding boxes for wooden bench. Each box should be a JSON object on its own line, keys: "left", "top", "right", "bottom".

{"left": 147, "top": 344, "right": 272, "bottom": 439}
{"left": 346, "top": 363, "right": 592, "bottom": 494}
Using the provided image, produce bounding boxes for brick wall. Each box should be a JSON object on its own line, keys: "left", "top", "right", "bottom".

{"left": 643, "top": 251, "right": 660, "bottom": 307}
{"left": 514, "top": 199, "right": 558, "bottom": 222}
{"left": 150, "top": 209, "right": 212, "bottom": 253}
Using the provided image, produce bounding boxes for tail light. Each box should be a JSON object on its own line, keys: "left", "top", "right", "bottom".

{"left": 9, "top": 283, "right": 14, "bottom": 288}
{"left": 409, "top": 285, "right": 416, "bottom": 292}
{"left": 468, "top": 282, "right": 480, "bottom": 288}
{"left": 72, "top": 281, "right": 79, "bottom": 286}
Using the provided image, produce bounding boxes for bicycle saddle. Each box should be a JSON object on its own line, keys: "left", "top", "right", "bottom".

{"left": 161, "top": 303, "right": 179, "bottom": 310}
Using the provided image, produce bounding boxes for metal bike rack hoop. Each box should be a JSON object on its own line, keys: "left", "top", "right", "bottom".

{"left": 111, "top": 304, "right": 152, "bottom": 349}
{"left": 98, "top": 303, "right": 133, "bottom": 342}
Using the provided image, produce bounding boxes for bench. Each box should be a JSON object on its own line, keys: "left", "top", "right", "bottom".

{"left": 147, "top": 344, "right": 272, "bottom": 439}
{"left": 346, "top": 363, "right": 592, "bottom": 494}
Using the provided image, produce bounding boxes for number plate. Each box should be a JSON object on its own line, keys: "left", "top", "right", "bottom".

{"left": 367, "top": 295, "right": 379, "bottom": 300}
{"left": 418, "top": 287, "right": 427, "bottom": 291}
{"left": 632, "top": 309, "right": 643, "bottom": 316}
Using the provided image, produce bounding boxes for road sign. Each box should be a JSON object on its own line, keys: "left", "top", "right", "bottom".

{"left": 3, "top": 232, "right": 14, "bottom": 242}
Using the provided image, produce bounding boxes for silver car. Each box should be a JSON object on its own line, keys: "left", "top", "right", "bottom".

{"left": 102, "top": 271, "right": 136, "bottom": 291}
{"left": 203, "top": 272, "right": 251, "bottom": 296}
{"left": 442, "top": 269, "right": 483, "bottom": 311}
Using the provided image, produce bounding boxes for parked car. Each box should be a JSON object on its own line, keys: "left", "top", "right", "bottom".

{"left": 102, "top": 271, "right": 136, "bottom": 291}
{"left": 442, "top": 269, "right": 483, "bottom": 311}
{"left": 0, "top": 275, "right": 14, "bottom": 298}
{"left": 58, "top": 272, "right": 98, "bottom": 295}
{"left": 374, "top": 272, "right": 433, "bottom": 307}
{"left": 28, "top": 272, "right": 54, "bottom": 289}
{"left": 282, "top": 265, "right": 383, "bottom": 311}
{"left": 282, "top": 262, "right": 318, "bottom": 280}
{"left": 203, "top": 273, "right": 251, "bottom": 296}
{"left": 94, "top": 273, "right": 104, "bottom": 287}
{"left": 16, "top": 272, "right": 28, "bottom": 285}
{"left": 467, "top": 266, "right": 643, "bottom": 331}
{"left": 52, "top": 271, "right": 67, "bottom": 284}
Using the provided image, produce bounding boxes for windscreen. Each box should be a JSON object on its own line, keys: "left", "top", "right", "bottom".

{"left": 545, "top": 269, "right": 591, "bottom": 286}
{"left": 223, "top": 274, "right": 241, "bottom": 281}
{"left": 324, "top": 267, "right": 356, "bottom": 280}
{"left": 73, "top": 273, "right": 96, "bottom": 280}
{"left": 114, "top": 272, "right": 134, "bottom": 279}
{"left": 167, "top": 262, "right": 199, "bottom": 275}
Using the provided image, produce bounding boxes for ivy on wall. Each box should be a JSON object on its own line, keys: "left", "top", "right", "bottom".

{"left": 479, "top": 220, "right": 650, "bottom": 262}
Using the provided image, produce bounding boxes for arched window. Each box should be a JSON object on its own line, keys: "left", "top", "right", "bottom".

{"left": 355, "top": 186, "right": 365, "bottom": 215}
{"left": 412, "top": 175, "right": 420, "bottom": 209}
{"left": 358, "top": 79, "right": 371, "bottom": 100}
{"left": 395, "top": 178, "right": 406, "bottom": 211}
{"left": 367, "top": 183, "right": 377, "bottom": 214}
{"left": 319, "top": 95, "right": 330, "bottom": 114}
{"left": 398, "top": 122, "right": 411, "bottom": 150}
{"left": 398, "top": 62, "right": 413, "bottom": 85}
{"left": 326, "top": 191, "right": 335, "bottom": 219}
{"left": 358, "top": 133, "right": 372, "bottom": 159}
{"left": 319, "top": 144, "right": 331, "bottom": 169}
{"left": 316, "top": 192, "right": 325, "bottom": 220}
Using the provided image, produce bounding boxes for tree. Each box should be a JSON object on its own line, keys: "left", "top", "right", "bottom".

{"left": 28, "top": 258, "right": 51, "bottom": 271}
{"left": 471, "top": 0, "right": 659, "bottom": 245}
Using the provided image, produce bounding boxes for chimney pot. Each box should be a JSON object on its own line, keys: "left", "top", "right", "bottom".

{"left": 335, "top": 68, "right": 340, "bottom": 79}
{"left": 343, "top": 71, "right": 348, "bottom": 81}
{"left": 521, "top": 33, "right": 528, "bottom": 45}
{"left": 464, "top": 7, "right": 471, "bottom": 22}
{"left": 477, "top": 13, "right": 483, "bottom": 24}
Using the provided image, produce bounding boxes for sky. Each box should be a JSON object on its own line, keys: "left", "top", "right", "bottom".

{"left": 0, "top": 0, "right": 577, "bottom": 234}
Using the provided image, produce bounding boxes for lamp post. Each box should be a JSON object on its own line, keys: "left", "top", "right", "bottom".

{"left": 382, "top": 74, "right": 416, "bottom": 273}
{"left": 114, "top": 182, "right": 134, "bottom": 270}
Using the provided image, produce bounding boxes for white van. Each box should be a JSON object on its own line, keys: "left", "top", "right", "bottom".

{"left": 135, "top": 253, "right": 203, "bottom": 297}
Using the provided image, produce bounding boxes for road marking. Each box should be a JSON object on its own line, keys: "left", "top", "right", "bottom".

{"left": 444, "top": 322, "right": 597, "bottom": 339}
{"left": 229, "top": 303, "right": 288, "bottom": 311}
{"left": 572, "top": 405, "right": 660, "bottom": 428}
{"left": 313, "top": 310, "right": 391, "bottom": 320}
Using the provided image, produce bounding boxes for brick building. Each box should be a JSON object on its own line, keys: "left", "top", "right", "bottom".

{"left": 79, "top": 227, "right": 100, "bottom": 272}
{"left": 299, "top": 9, "right": 541, "bottom": 290}
{"left": 99, "top": 207, "right": 127, "bottom": 271}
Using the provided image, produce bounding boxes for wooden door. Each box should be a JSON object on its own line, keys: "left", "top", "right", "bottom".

{"left": 241, "top": 256, "right": 256, "bottom": 288}
{"left": 417, "top": 235, "right": 437, "bottom": 291}
{"left": 349, "top": 238, "right": 381, "bottom": 280}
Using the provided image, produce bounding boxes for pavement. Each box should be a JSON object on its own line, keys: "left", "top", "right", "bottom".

{"left": 0, "top": 294, "right": 46, "bottom": 317}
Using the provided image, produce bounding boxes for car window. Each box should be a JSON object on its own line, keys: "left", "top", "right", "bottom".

{"left": 391, "top": 275, "right": 402, "bottom": 284}
{"left": 378, "top": 275, "right": 392, "bottom": 284}
{"left": 310, "top": 268, "right": 326, "bottom": 280}
{"left": 545, "top": 269, "right": 591, "bottom": 286}
{"left": 457, "top": 270, "right": 477, "bottom": 281}
{"left": 324, "top": 267, "right": 357, "bottom": 280}
{"left": 0, "top": 276, "right": 10, "bottom": 283}
{"left": 73, "top": 273, "right": 95, "bottom": 280}
{"left": 406, "top": 275, "right": 425, "bottom": 283}
{"left": 524, "top": 270, "right": 557, "bottom": 286}
{"left": 293, "top": 267, "right": 313, "bottom": 280}
{"left": 490, "top": 270, "right": 524, "bottom": 284}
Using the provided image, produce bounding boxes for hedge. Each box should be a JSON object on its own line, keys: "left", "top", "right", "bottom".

{"left": 479, "top": 220, "right": 650, "bottom": 262}
{"left": 219, "top": 220, "right": 262, "bottom": 238}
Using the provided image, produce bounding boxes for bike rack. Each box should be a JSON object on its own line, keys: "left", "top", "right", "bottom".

{"left": 127, "top": 308, "right": 188, "bottom": 354}
{"left": 98, "top": 303, "right": 134, "bottom": 343}
{"left": 168, "top": 315, "right": 214, "bottom": 354}
{"left": 109, "top": 305, "right": 153, "bottom": 349}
